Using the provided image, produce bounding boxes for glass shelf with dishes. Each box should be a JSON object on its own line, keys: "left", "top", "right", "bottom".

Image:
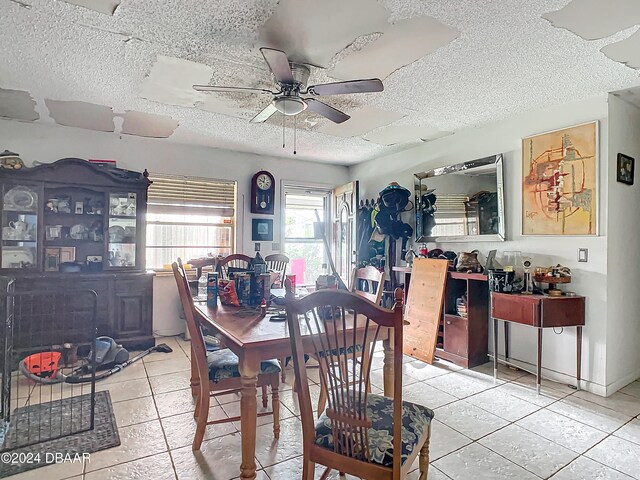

{"left": 1, "top": 184, "right": 39, "bottom": 269}
{"left": 107, "top": 193, "right": 138, "bottom": 268}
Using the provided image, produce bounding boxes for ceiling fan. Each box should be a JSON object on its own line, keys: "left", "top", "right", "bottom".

{"left": 193, "top": 48, "right": 383, "bottom": 124}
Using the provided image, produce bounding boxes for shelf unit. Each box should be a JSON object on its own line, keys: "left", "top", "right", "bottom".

{"left": 0, "top": 158, "right": 155, "bottom": 349}
{"left": 436, "top": 271, "right": 489, "bottom": 368}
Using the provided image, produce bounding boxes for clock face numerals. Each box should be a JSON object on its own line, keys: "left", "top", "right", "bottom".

{"left": 256, "top": 174, "right": 272, "bottom": 190}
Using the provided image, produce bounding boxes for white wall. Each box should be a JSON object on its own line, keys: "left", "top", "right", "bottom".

{"left": 606, "top": 94, "right": 640, "bottom": 394}
{"left": 0, "top": 119, "right": 349, "bottom": 335}
{"left": 350, "top": 95, "right": 610, "bottom": 394}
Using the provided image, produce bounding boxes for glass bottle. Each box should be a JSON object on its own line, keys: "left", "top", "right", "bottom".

{"left": 198, "top": 273, "right": 207, "bottom": 299}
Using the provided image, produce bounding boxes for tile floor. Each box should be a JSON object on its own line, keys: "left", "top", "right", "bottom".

{"left": 8, "top": 336, "right": 640, "bottom": 480}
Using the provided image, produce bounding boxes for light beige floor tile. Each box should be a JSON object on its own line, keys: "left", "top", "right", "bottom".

{"left": 5, "top": 459, "right": 84, "bottom": 480}
{"left": 263, "top": 455, "right": 361, "bottom": 479}
{"left": 10, "top": 372, "right": 35, "bottom": 399}
{"left": 585, "top": 435, "right": 640, "bottom": 479}
{"left": 145, "top": 357, "right": 191, "bottom": 377}
{"left": 574, "top": 390, "right": 640, "bottom": 418}
{"left": 494, "top": 381, "right": 562, "bottom": 407}
{"left": 479, "top": 424, "right": 578, "bottom": 478}
{"left": 434, "top": 443, "right": 539, "bottom": 480}
{"left": 112, "top": 395, "right": 159, "bottom": 427}
{"left": 26, "top": 382, "right": 92, "bottom": 404}
{"left": 96, "top": 377, "right": 151, "bottom": 403}
{"left": 161, "top": 405, "right": 236, "bottom": 450}
{"left": 434, "top": 400, "right": 509, "bottom": 440}
{"left": 85, "top": 419, "right": 168, "bottom": 472}
{"left": 466, "top": 388, "right": 541, "bottom": 422}
{"left": 548, "top": 395, "right": 632, "bottom": 433}
{"left": 615, "top": 418, "right": 640, "bottom": 446}
{"left": 99, "top": 362, "right": 147, "bottom": 385}
{"left": 513, "top": 373, "right": 578, "bottom": 395}
{"left": 155, "top": 387, "right": 204, "bottom": 418}
{"left": 223, "top": 399, "right": 296, "bottom": 430}
{"left": 620, "top": 381, "right": 640, "bottom": 399}
{"left": 426, "top": 373, "right": 496, "bottom": 400}
{"left": 402, "top": 382, "right": 458, "bottom": 409}
{"left": 253, "top": 417, "right": 304, "bottom": 468}
{"left": 550, "top": 455, "right": 635, "bottom": 479}
{"left": 84, "top": 452, "right": 176, "bottom": 479}
{"left": 401, "top": 361, "right": 454, "bottom": 381}
{"left": 517, "top": 409, "right": 608, "bottom": 454}
{"left": 148, "top": 370, "right": 192, "bottom": 395}
{"left": 470, "top": 362, "right": 528, "bottom": 382}
{"left": 429, "top": 419, "right": 473, "bottom": 461}
{"left": 278, "top": 383, "right": 322, "bottom": 415}
{"left": 370, "top": 367, "right": 419, "bottom": 390}
{"left": 171, "top": 432, "right": 246, "bottom": 480}
{"left": 407, "top": 466, "right": 451, "bottom": 479}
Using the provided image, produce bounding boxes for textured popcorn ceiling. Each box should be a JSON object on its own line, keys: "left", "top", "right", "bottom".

{"left": 1, "top": 0, "right": 640, "bottom": 165}
{"left": 544, "top": 0, "right": 640, "bottom": 69}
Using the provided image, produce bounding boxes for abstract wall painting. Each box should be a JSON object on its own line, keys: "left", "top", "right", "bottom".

{"left": 522, "top": 122, "right": 598, "bottom": 236}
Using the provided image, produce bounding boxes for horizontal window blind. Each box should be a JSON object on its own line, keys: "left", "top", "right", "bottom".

{"left": 435, "top": 194, "right": 468, "bottom": 218}
{"left": 147, "top": 173, "right": 236, "bottom": 216}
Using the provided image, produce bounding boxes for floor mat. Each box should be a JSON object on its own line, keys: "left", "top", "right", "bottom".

{"left": 0, "top": 391, "right": 120, "bottom": 477}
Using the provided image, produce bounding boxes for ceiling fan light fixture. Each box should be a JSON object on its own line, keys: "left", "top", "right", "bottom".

{"left": 273, "top": 96, "right": 307, "bottom": 116}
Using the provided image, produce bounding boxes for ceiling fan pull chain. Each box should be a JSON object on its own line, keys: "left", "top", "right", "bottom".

{"left": 294, "top": 115, "right": 297, "bottom": 155}
{"left": 282, "top": 112, "right": 285, "bottom": 149}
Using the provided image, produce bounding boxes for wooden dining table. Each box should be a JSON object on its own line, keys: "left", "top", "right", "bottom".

{"left": 193, "top": 300, "right": 395, "bottom": 480}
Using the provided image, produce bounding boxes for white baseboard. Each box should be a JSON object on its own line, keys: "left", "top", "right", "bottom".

{"left": 605, "top": 369, "right": 640, "bottom": 396}
{"left": 490, "top": 355, "right": 607, "bottom": 397}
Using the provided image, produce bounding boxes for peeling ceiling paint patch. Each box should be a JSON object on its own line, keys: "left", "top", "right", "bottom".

{"left": 45, "top": 100, "right": 115, "bottom": 132}
{"left": 542, "top": 0, "right": 640, "bottom": 40}
{"left": 601, "top": 30, "right": 640, "bottom": 69}
{"left": 258, "top": 0, "right": 389, "bottom": 67}
{"left": 0, "top": 88, "right": 39, "bottom": 121}
{"left": 330, "top": 16, "right": 459, "bottom": 80}
{"left": 140, "top": 55, "right": 213, "bottom": 108}
{"left": 317, "top": 106, "right": 405, "bottom": 138}
{"left": 63, "top": 0, "right": 121, "bottom": 15}
{"left": 364, "top": 125, "right": 452, "bottom": 146}
{"left": 120, "top": 111, "right": 178, "bottom": 138}
{"left": 197, "top": 96, "right": 247, "bottom": 119}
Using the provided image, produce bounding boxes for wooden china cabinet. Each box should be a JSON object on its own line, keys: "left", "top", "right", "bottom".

{"left": 0, "top": 158, "right": 154, "bottom": 349}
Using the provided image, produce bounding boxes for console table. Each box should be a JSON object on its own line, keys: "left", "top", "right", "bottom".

{"left": 490, "top": 292, "right": 585, "bottom": 393}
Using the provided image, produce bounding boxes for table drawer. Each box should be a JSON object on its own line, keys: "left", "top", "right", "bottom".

{"left": 491, "top": 294, "right": 540, "bottom": 326}
{"left": 444, "top": 315, "right": 468, "bottom": 358}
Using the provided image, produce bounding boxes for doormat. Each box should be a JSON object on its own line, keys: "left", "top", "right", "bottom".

{"left": 0, "top": 391, "right": 120, "bottom": 477}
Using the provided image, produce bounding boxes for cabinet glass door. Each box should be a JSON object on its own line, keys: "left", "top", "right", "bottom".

{"left": 1, "top": 184, "right": 39, "bottom": 269}
{"left": 107, "top": 193, "right": 137, "bottom": 267}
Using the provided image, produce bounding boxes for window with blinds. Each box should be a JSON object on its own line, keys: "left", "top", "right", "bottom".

{"left": 432, "top": 193, "right": 470, "bottom": 237}
{"left": 145, "top": 173, "right": 236, "bottom": 269}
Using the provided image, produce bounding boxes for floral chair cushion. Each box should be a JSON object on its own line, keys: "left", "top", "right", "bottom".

{"left": 207, "top": 349, "right": 281, "bottom": 383}
{"left": 314, "top": 393, "right": 434, "bottom": 467}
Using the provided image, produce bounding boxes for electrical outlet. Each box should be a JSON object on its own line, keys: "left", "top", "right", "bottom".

{"left": 578, "top": 248, "right": 588, "bottom": 262}
{"left": 254, "top": 242, "right": 260, "bottom": 252}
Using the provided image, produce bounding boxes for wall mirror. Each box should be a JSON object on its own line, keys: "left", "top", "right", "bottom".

{"left": 414, "top": 154, "right": 505, "bottom": 242}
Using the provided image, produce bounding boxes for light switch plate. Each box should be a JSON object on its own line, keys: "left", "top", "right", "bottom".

{"left": 578, "top": 248, "right": 588, "bottom": 262}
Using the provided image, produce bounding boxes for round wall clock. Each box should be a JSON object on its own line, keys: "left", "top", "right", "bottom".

{"left": 251, "top": 170, "right": 275, "bottom": 215}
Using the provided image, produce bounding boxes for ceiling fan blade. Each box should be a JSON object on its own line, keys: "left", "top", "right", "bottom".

{"left": 260, "top": 48, "right": 294, "bottom": 85}
{"left": 250, "top": 103, "right": 278, "bottom": 123}
{"left": 307, "top": 79, "right": 383, "bottom": 96}
{"left": 305, "top": 98, "right": 350, "bottom": 124}
{"left": 193, "top": 85, "right": 276, "bottom": 95}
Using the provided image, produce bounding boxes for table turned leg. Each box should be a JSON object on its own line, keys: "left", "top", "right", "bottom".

{"left": 537, "top": 328, "right": 543, "bottom": 395}
{"left": 504, "top": 322, "right": 510, "bottom": 361}
{"left": 383, "top": 335, "right": 394, "bottom": 398}
{"left": 493, "top": 318, "right": 499, "bottom": 383}
{"left": 576, "top": 326, "right": 583, "bottom": 391}
{"left": 239, "top": 355, "right": 261, "bottom": 480}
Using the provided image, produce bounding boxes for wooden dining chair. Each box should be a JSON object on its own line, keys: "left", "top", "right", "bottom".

{"left": 217, "top": 253, "right": 252, "bottom": 279}
{"left": 265, "top": 253, "right": 289, "bottom": 284}
{"left": 350, "top": 265, "right": 385, "bottom": 304}
{"left": 172, "top": 259, "right": 281, "bottom": 450}
{"left": 285, "top": 286, "right": 434, "bottom": 480}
